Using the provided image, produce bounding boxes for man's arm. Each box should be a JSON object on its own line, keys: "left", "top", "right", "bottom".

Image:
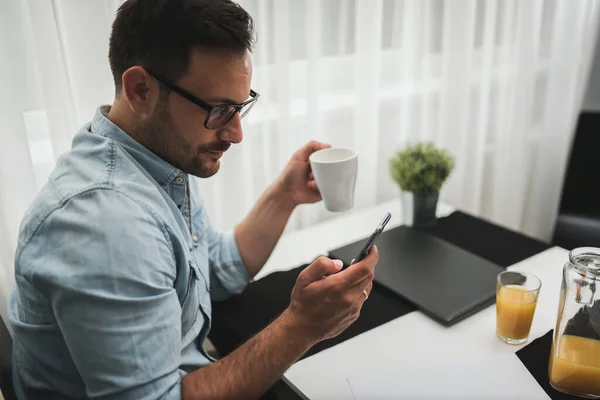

{"left": 182, "top": 250, "right": 378, "bottom": 400}
{"left": 233, "top": 180, "right": 295, "bottom": 277}
{"left": 234, "top": 141, "right": 330, "bottom": 277}
{"left": 182, "top": 308, "right": 311, "bottom": 400}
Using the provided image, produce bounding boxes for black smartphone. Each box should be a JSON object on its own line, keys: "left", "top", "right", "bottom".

{"left": 348, "top": 212, "right": 391, "bottom": 266}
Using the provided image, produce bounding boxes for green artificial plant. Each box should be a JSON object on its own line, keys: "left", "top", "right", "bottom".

{"left": 388, "top": 142, "right": 455, "bottom": 195}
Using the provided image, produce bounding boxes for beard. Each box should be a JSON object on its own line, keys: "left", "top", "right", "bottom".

{"left": 138, "top": 101, "right": 230, "bottom": 178}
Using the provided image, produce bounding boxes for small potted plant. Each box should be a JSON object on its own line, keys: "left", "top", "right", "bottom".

{"left": 388, "top": 142, "right": 455, "bottom": 227}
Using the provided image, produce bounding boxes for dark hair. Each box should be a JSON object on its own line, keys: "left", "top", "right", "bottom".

{"left": 108, "top": 0, "right": 255, "bottom": 92}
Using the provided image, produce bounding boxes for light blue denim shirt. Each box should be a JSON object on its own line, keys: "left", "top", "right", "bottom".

{"left": 9, "top": 106, "right": 250, "bottom": 400}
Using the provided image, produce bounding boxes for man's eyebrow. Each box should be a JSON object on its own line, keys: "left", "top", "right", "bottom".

{"left": 203, "top": 96, "right": 240, "bottom": 105}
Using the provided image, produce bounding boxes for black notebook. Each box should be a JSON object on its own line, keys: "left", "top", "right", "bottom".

{"left": 329, "top": 225, "right": 504, "bottom": 326}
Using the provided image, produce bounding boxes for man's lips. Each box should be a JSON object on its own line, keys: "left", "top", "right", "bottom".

{"left": 209, "top": 150, "right": 224, "bottom": 158}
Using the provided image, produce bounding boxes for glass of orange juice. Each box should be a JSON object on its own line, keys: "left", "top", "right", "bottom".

{"left": 496, "top": 271, "right": 541, "bottom": 345}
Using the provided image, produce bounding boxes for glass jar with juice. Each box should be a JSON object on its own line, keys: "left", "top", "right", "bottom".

{"left": 549, "top": 247, "right": 600, "bottom": 398}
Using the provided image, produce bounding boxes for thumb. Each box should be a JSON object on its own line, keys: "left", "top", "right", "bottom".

{"left": 298, "top": 257, "right": 343, "bottom": 286}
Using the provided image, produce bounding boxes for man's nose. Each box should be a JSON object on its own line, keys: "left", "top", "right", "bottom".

{"left": 217, "top": 113, "right": 243, "bottom": 144}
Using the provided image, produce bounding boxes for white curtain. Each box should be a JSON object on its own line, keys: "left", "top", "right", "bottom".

{"left": 1, "top": 0, "right": 599, "bottom": 323}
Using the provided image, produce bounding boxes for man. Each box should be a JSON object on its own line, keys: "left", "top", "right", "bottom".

{"left": 9, "top": 0, "right": 378, "bottom": 399}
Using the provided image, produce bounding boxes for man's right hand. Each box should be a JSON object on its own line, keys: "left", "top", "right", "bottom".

{"left": 181, "top": 246, "right": 378, "bottom": 400}
{"left": 285, "top": 246, "right": 379, "bottom": 344}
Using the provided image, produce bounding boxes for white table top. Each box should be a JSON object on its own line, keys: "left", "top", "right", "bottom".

{"left": 256, "top": 199, "right": 567, "bottom": 400}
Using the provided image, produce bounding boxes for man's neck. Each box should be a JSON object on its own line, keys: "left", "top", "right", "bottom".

{"left": 105, "top": 100, "right": 178, "bottom": 173}
{"left": 106, "top": 101, "right": 138, "bottom": 141}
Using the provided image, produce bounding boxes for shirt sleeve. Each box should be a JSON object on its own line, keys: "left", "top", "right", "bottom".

{"left": 19, "top": 189, "right": 184, "bottom": 400}
{"left": 204, "top": 212, "right": 250, "bottom": 301}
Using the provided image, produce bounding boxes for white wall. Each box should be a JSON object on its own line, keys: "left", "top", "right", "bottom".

{"left": 584, "top": 25, "right": 600, "bottom": 111}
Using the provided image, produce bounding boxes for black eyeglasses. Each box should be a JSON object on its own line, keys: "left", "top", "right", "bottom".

{"left": 146, "top": 69, "right": 259, "bottom": 130}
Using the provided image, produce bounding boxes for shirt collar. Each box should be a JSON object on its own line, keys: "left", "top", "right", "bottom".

{"left": 90, "top": 105, "right": 182, "bottom": 186}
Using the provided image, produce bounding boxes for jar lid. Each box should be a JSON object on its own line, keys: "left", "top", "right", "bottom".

{"left": 570, "top": 247, "right": 600, "bottom": 276}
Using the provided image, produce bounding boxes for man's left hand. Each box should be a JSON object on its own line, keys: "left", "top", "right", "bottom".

{"left": 276, "top": 141, "right": 330, "bottom": 207}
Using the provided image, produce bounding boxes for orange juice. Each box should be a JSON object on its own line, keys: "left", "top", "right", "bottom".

{"left": 549, "top": 335, "right": 600, "bottom": 396}
{"left": 496, "top": 285, "right": 538, "bottom": 341}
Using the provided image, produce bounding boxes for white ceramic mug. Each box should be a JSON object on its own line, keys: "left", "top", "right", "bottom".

{"left": 309, "top": 148, "right": 358, "bottom": 212}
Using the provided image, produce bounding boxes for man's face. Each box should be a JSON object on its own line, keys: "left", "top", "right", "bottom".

{"left": 143, "top": 49, "right": 253, "bottom": 178}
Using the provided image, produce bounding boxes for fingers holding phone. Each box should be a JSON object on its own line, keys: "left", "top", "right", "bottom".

{"left": 285, "top": 213, "right": 388, "bottom": 343}
{"left": 332, "top": 245, "right": 378, "bottom": 295}
{"left": 286, "top": 247, "right": 379, "bottom": 343}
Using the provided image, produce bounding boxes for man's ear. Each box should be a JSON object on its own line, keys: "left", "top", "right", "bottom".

{"left": 120, "top": 66, "right": 160, "bottom": 115}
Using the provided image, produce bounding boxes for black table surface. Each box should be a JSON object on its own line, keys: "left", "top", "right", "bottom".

{"left": 208, "top": 210, "right": 551, "bottom": 400}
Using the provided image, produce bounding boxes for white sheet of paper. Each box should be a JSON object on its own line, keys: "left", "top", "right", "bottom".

{"left": 346, "top": 354, "right": 550, "bottom": 400}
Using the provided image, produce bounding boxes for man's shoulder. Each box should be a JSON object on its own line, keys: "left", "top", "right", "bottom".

{"left": 17, "top": 184, "right": 162, "bottom": 256}
{"left": 14, "top": 184, "right": 179, "bottom": 293}
{"left": 18, "top": 129, "right": 172, "bottom": 258}
{"left": 48, "top": 127, "right": 165, "bottom": 204}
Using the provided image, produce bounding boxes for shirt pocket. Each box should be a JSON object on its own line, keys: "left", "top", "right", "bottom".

{"left": 190, "top": 254, "right": 212, "bottom": 321}
{"left": 180, "top": 260, "right": 200, "bottom": 336}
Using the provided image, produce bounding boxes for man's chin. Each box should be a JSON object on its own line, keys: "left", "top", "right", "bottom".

{"left": 190, "top": 160, "right": 220, "bottom": 178}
